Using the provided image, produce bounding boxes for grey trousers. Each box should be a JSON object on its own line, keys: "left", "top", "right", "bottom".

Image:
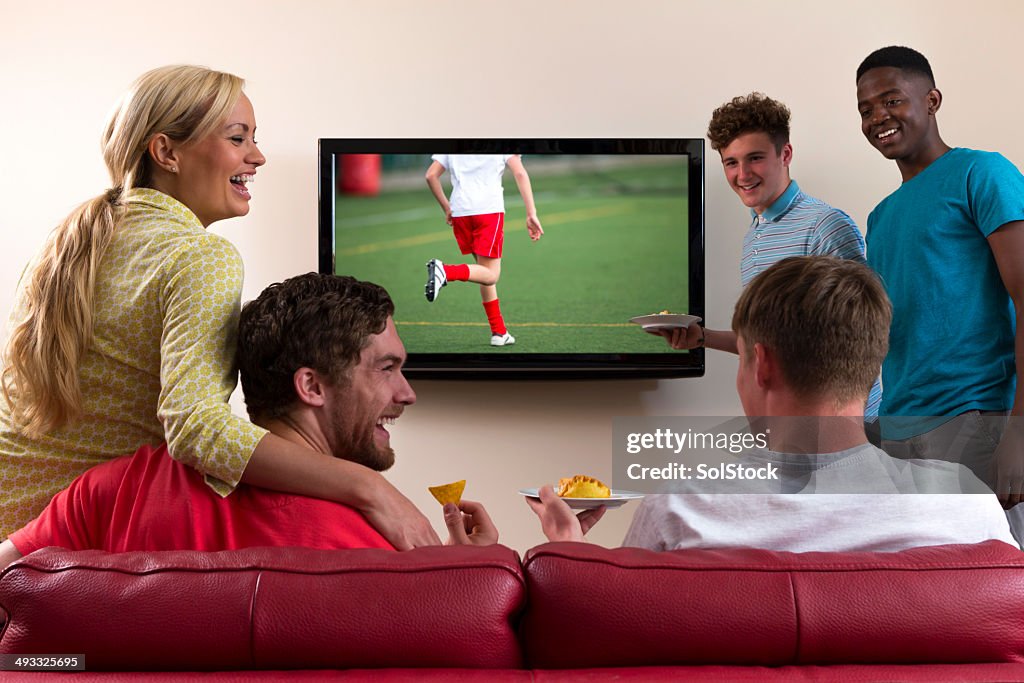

{"left": 883, "top": 410, "right": 1022, "bottom": 547}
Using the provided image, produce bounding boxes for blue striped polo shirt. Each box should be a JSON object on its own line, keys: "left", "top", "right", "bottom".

{"left": 740, "top": 180, "right": 882, "bottom": 418}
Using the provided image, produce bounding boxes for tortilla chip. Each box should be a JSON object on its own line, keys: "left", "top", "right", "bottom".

{"left": 428, "top": 479, "right": 466, "bottom": 506}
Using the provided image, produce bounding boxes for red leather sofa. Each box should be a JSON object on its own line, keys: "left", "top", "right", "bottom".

{"left": 2, "top": 540, "right": 1024, "bottom": 680}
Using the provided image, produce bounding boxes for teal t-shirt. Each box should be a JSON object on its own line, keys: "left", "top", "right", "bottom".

{"left": 867, "top": 148, "right": 1023, "bottom": 439}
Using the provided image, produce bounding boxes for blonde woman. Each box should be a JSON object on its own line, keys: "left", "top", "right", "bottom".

{"left": 0, "top": 66, "right": 439, "bottom": 549}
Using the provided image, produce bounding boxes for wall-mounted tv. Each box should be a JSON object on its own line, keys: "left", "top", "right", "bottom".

{"left": 318, "top": 139, "right": 704, "bottom": 379}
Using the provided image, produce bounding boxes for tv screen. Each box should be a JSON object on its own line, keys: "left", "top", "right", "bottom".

{"left": 318, "top": 139, "right": 704, "bottom": 379}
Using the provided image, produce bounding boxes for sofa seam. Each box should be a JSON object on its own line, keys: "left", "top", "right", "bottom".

{"left": 789, "top": 570, "right": 801, "bottom": 665}
{"left": 522, "top": 553, "right": 1024, "bottom": 574}
{"left": 248, "top": 569, "right": 262, "bottom": 668}
{"left": 11, "top": 560, "right": 527, "bottom": 581}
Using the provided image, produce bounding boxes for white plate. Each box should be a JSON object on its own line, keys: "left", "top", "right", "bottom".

{"left": 519, "top": 487, "right": 645, "bottom": 510}
{"left": 629, "top": 313, "right": 702, "bottom": 331}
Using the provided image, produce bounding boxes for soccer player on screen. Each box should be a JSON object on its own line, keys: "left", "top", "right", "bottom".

{"left": 423, "top": 154, "right": 543, "bottom": 347}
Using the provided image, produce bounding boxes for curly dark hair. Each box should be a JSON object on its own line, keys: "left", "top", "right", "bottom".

{"left": 856, "top": 46, "right": 935, "bottom": 87}
{"left": 707, "top": 92, "right": 791, "bottom": 152}
{"left": 237, "top": 273, "right": 394, "bottom": 422}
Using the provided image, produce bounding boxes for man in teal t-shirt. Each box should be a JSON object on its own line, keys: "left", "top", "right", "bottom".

{"left": 856, "top": 46, "right": 1024, "bottom": 510}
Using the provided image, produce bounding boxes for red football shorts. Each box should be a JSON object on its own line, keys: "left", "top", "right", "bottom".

{"left": 451, "top": 212, "right": 504, "bottom": 258}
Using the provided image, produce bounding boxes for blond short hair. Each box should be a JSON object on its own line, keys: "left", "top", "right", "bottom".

{"left": 731, "top": 256, "right": 890, "bottom": 406}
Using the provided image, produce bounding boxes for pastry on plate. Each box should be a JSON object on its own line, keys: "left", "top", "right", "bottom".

{"left": 556, "top": 475, "right": 611, "bottom": 498}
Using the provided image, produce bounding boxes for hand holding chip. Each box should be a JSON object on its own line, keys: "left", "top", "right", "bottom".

{"left": 443, "top": 500, "right": 499, "bottom": 546}
{"left": 429, "top": 480, "right": 499, "bottom": 546}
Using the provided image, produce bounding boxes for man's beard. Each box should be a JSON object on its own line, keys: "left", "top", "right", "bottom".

{"left": 332, "top": 422, "right": 395, "bottom": 472}
{"left": 346, "top": 440, "right": 395, "bottom": 472}
{"left": 329, "top": 401, "right": 398, "bottom": 472}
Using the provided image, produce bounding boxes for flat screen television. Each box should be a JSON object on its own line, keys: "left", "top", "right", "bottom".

{"left": 318, "top": 139, "right": 704, "bottom": 379}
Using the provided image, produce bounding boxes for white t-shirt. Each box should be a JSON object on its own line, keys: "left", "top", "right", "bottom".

{"left": 431, "top": 154, "right": 515, "bottom": 217}
{"left": 622, "top": 444, "right": 1018, "bottom": 553}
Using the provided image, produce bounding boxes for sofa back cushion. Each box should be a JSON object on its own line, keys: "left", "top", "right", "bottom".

{"left": 0, "top": 545, "right": 526, "bottom": 671}
{"left": 521, "top": 540, "right": 1024, "bottom": 668}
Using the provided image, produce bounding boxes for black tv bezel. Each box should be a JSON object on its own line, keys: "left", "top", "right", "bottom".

{"left": 318, "top": 138, "right": 705, "bottom": 380}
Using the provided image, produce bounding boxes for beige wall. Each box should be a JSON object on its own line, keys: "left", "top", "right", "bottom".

{"left": 2, "top": 0, "right": 1022, "bottom": 552}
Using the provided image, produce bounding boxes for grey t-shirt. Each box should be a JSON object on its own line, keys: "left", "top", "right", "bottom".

{"left": 622, "top": 444, "right": 1015, "bottom": 553}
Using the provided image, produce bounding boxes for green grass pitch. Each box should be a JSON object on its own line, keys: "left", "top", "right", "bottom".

{"left": 334, "top": 159, "right": 690, "bottom": 354}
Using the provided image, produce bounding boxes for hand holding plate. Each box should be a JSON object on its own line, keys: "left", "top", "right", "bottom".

{"left": 525, "top": 485, "right": 593, "bottom": 542}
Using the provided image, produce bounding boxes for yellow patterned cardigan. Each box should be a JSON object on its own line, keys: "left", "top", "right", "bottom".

{"left": 0, "top": 189, "right": 267, "bottom": 536}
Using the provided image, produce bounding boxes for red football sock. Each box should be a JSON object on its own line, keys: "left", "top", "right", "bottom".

{"left": 444, "top": 264, "right": 470, "bottom": 282}
{"left": 483, "top": 298, "right": 506, "bottom": 335}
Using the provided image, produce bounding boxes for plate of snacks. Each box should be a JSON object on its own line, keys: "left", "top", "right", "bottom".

{"left": 519, "top": 475, "right": 644, "bottom": 510}
{"left": 629, "top": 310, "right": 702, "bottom": 331}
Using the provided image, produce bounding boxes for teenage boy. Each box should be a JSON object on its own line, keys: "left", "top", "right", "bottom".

{"left": 424, "top": 154, "right": 544, "bottom": 347}
{"left": 528, "top": 257, "right": 1014, "bottom": 552}
{"left": 855, "top": 46, "right": 1024, "bottom": 504}
{"left": 663, "top": 93, "right": 881, "bottom": 418}
{"left": 0, "top": 274, "right": 497, "bottom": 568}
